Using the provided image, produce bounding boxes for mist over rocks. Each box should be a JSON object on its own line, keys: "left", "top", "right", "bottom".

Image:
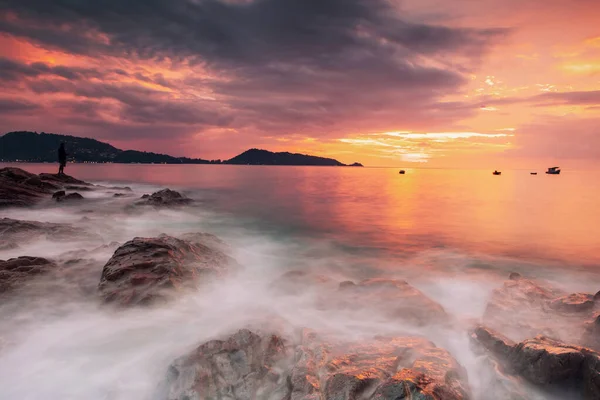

{"left": 0, "top": 217, "right": 102, "bottom": 244}
{"left": 98, "top": 233, "right": 236, "bottom": 306}
{"left": 0, "top": 256, "right": 58, "bottom": 295}
{"left": 483, "top": 273, "right": 600, "bottom": 348}
{"left": 158, "top": 328, "right": 471, "bottom": 400}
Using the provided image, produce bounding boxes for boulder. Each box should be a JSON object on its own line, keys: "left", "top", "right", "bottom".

{"left": 472, "top": 325, "right": 600, "bottom": 398}
{"left": 134, "top": 189, "right": 192, "bottom": 207}
{"left": 57, "top": 192, "right": 84, "bottom": 202}
{"left": 583, "top": 314, "right": 600, "bottom": 351}
{"left": 336, "top": 278, "right": 448, "bottom": 325}
{"left": 98, "top": 234, "right": 235, "bottom": 306}
{"left": 52, "top": 190, "right": 66, "bottom": 199}
{"left": 0, "top": 217, "right": 100, "bottom": 243}
{"left": 0, "top": 167, "right": 92, "bottom": 208}
{"left": 0, "top": 256, "right": 58, "bottom": 294}
{"left": 159, "top": 329, "right": 471, "bottom": 400}
{"left": 549, "top": 293, "right": 596, "bottom": 313}
{"left": 0, "top": 167, "right": 57, "bottom": 207}
{"left": 158, "top": 329, "right": 290, "bottom": 400}
{"left": 483, "top": 274, "right": 599, "bottom": 344}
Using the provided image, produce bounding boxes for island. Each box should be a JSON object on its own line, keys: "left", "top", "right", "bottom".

{"left": 0, "top": 131, "right": 363, "bottom": 167}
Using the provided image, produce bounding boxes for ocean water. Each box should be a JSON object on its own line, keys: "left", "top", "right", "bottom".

{"left": 0, "top": 163, "right": 599, "bottom": 399}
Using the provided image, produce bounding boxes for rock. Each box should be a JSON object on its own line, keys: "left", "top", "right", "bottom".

{"left": 159, "top": 329, "right": 471, "bottom": 400}
{"left": 0, "top": 167, "right": 92, "bottom": 208}
{"left": 0, "top": 217, "right": 99, "bottom": 243}
{"left": 98, "top": 234, "right": 235, "bottom": 306}
{"left": 270, "top": 270, "right": 336, "bottom": 295}
{"left": 336, "top": 278, "right": 448, "bottom": 325}
{"left": 583, "top": 314, "right": 600, "bottom": 351}
{"left": 585, "top": 352, "right": 600, "bottom": 399}
{"left": 52, "top": 190, "right": 66, "bottom": 199}
{"left": 158, "top": 329, "right": 290, "bottom": 400}
{"left": 549, "top": 293, "right": 596, "bottom": 313}
{"left": 0, "top": 256, "right": 58, "bottom": 294}
{"left": 472, "top": 325, "right": 600, "bottom": 397}
{"left": 483, "top": 274, "right": 599, "bottom": 343}
{"left": 57, "top": 192, "right": 84, "bottom": 202}
{"left": 509, "top": 272, "right": 522, "bottom": 280}
{"left": 38, "top": 173, "right": 90, "bottom": 186}
{"left": 0, "top": 167, "right": 57, "bottom": 207}
{"left": 113, "top": 193, "right": 127, "bottom": 198}
{"left": 134, "top": 189, "right": 192, "bottom": 207}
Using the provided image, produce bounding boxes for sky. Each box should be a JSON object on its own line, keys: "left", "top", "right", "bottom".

{"left": 0, "top": 0, "right": 599, "bottom": 167}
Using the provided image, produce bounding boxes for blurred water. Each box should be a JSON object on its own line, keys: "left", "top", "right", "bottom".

{"left": 0, "top": 163, "right": 598, "bottom": 400}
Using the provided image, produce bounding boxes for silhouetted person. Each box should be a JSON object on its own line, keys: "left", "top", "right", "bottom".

{"left": 58, "top": 142, "right": 67, "bottom": 175}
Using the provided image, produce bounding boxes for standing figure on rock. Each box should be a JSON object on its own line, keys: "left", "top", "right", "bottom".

{"left": 58, "top": 142, "right": 67, "bottom": 175}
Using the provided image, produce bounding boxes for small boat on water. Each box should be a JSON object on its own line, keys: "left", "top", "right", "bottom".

{"left": 493, "top": 170, "right": 501, "bottom": 175}
{"left": 399, "top": 170, "right": 406, "bottom": 174}
{"left": 546, "top": 167, "right": 561, "bottom": 175}
{"left": 530, "top": 172, "right": 537, "bottom": 175}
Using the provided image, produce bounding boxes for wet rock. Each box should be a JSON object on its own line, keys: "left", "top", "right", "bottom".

{"left": 472, "top": 325, "right": 600, "bottom": 397}
{"left": 583, "top": 314, "right": 600, "bottom": 351}
{"left": 336, "top": 278, "right": 448, "bottom": 325}
{"left": 549, "top": 293, "right": 596, "bottom": 313}
{"left": 0, "top": 167, "right": 93, "bottom": 208}
{"left": 98, "top": 234, "right": 235, "bottom": 306}
{"left": 509, "top": 272, "right": 522, "bottom": 280}
{"left": 0, "top": 256, "right": 58, "bottom": 294}
{"left": 585, "top": 352, "right": 600, "bottom": 399}
{"left": 134, "top": 189, "right": 192, "bottom": 207}
{"left": 38, "top": 173, "right": 90, "bottom": 186}
{"left": 0, "top": 167, "right": 57, "bottom": 207}
{"left": 0, "top": 217, "right": 100, "bottom": 243}
{"left": 159, "top": 329, "right": 471, "bottom": 400}
{"left": 482, "top": 274, "right": 599, "bottom": 343}
{"left": 57, "top": 192, "right": 84, "bottom": 202}
{"left": 159, "top": 329, "right": 290, "bottom": 400}
{"left": 113, "top": 193, "right": 127, "bottom": 198}
{"left": 52, "top": 190, "right": 66, "bottom": 199}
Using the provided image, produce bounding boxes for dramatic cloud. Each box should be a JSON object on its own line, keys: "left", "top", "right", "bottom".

{"left": 1, "top": 0, "right": 597, "bottom": 165}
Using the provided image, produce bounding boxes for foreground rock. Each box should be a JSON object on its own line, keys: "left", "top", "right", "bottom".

{"left": 0, "top": 256, "right": 58, "bottom": 294}
{"left": 0, "top": 167, "right": 59, "bottom": 207}
{"left": 158, "top": 329, "right": 471, "bottom": 400}
{"left": 484, "top": 273, "right": 599, "bottom": 348}
{"left": 472, "top": 326, "right": 600, "bottom": 398}
{"left": 0, "top": 217, "right": 100, "bottom": 244}
{"left": 134, "top": 189, "right": 192, "bottom": 208}
{"left": 98, "top": 234, "right": 235, "bottom": 306}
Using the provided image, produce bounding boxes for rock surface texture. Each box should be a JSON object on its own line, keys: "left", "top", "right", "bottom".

{"left": 0, "top": 217, "right": 99, "bottom": 244}
{"left": 135, "top": 189, "right": 192, "bottom": 208}
{"left": 159, "top": 329, "right": 471, "bottom": 400}
{"left": 472, "top": 325, "right": 600, "bottom": 399}
{"left": 98, "top": 234, "right": 235, "bottom": 306}
{"left": 0, "top": 256, "right": 58, "bottom": 294}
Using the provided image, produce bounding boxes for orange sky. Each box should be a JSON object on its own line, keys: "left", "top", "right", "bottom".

{"left": 0, "top": 0, "right": 599, "bottom": 167}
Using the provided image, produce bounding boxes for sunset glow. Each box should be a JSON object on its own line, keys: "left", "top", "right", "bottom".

{"left": 1, "top": 0, "right": 599, "bottom": 167}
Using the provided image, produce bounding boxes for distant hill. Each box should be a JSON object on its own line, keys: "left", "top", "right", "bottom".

{"left": 0, "top": 131, "right": 212, "bottom": 164}
{"left": 226, "top": 148, "right": 360, "bottom": 166}
{"left": 0, "top": 131, "right": 363, "bottom": 166}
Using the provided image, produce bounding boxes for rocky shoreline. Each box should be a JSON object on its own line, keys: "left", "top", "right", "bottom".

{"left": 0, "top": 167, "right": 598, "bottom": 399}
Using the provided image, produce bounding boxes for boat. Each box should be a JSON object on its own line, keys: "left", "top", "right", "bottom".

{"left": 530, "top": 172, "right": 537, "bottom": 175}
{"left": 546, "top": 167, "right": 561, "bottom": 175}
{"left": 493, "top": 170, "right": 501, "bottom": 175}
{"left": 399, "top": 170, "right": 406, "bottom": 174}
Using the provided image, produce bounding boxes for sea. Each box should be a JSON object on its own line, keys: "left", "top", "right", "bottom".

{"left": 0, "top": 163, "right": 599, "bottom": 399}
